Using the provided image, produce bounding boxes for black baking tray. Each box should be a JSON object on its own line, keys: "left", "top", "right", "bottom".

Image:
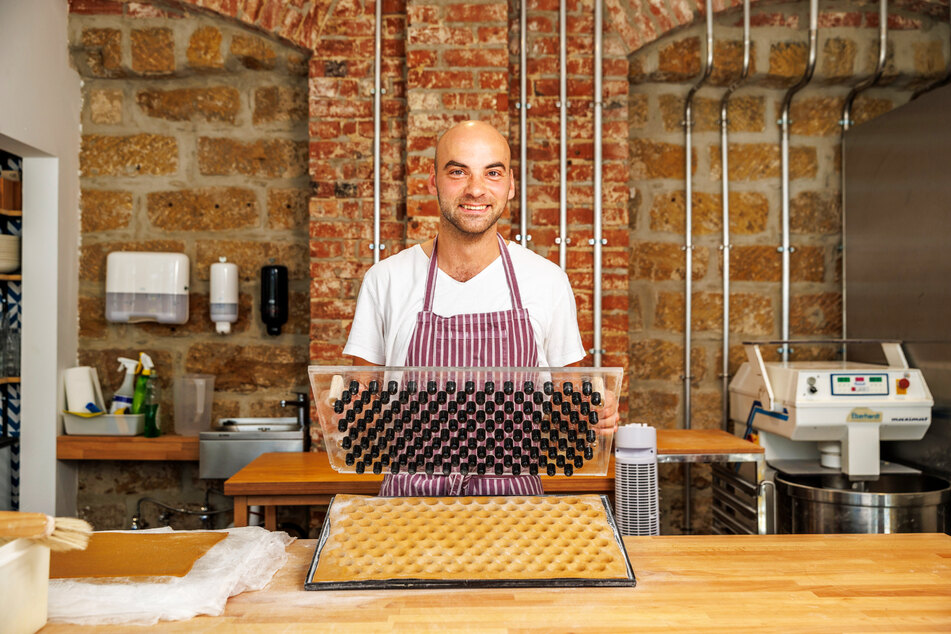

{"left": 304, "top": 493, "right": 636, "bottom": 591}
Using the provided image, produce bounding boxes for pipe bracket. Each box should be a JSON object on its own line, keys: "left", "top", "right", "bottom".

{"left": 554, "top": 237, "right": 572, "bottom": 245}
{"left": 588, "top": 238, "right": 607, "bottom": 246}
{"left": 368, "top": 243, "right": 386, "bottom": 251}
{"left": 515, "top": 234, "right": 533, "bottom": 242}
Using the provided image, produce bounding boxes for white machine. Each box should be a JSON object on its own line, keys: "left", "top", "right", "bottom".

{"left": 729, "top": 341, "right": 933, "bottom": 480}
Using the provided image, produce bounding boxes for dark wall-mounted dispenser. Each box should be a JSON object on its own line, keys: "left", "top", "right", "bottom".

{"left": 260, "top": 265, "right": 288, "bottom": 336}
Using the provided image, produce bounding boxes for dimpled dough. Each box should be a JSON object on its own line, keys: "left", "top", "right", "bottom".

{"left": 312, "top": 494, "right": 629, "bottom": 583}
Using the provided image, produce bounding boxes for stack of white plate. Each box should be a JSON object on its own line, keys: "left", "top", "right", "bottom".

{"left": 0, "top": 235, "right": 19, "bottom": 273}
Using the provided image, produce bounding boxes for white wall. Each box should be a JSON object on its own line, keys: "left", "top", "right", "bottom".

{"left": 0, "top": 0, "right": 81, "bottom": 515}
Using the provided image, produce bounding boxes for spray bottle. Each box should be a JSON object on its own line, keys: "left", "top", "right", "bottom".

{"left": 130, "top": 353, "right": 153, "bottom": 415}
{"left": 109, "top": 357, "right": 138, "bottom": 414}
{"left": 131, "top": 352, "right": 161, "bottom": 437}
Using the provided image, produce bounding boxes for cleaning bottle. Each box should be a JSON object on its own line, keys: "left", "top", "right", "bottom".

{"left": 109, "top": 357, "right": 138, "bottom": 414}
{"left": 143, "top": 368, "right": 161, "bottom": 438}
{"left": 130, "top": 352, "right": 153, "bottom": 415}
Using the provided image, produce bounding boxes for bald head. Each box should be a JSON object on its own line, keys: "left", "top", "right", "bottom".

{"left": 434, "top": 120, "right": 511, "bottom": 171}
{"left": 427, "top": 120, "right": 516, "bottom": 239}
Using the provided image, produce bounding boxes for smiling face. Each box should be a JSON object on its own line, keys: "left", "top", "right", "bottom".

{"left": 428, "top": 121, "right": 516, "bottom": 239}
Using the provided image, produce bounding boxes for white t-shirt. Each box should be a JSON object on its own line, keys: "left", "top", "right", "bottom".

{"left": 344, "top": 242, "right": 585, "bottom": 367}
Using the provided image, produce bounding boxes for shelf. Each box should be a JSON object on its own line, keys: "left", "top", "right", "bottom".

{"left": 0, "top": 209, "right": 21, "bottom": 217}
{"left": 0, "top": 377, "right": 20, "bottom": 385}
{"left": 57, "top": 434, "right": 199, "bottom": 461}
{"left": 0, "top": 274, "right": 21, "bottom": 281}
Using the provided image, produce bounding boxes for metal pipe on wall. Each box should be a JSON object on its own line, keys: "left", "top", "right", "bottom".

{"left": 371, "top": 0, "right": 383, "bottom": 264}
{"left": 778, "top": 0, "right": 819, "bottom": 362}
{"left": 681, "top": 0, "right": 715, "bottom": 533}
{"left": 519, "top": 0, "right": 530, "bottom": 248}
{"left": 841, "top": 0, "right": 888, "bottom": 346}
{"left": 558, "top": 0, "right": 568, "bottom": 271}
{"left": 718, "top": 0, "right": 751, "bottom": 430}
{"left": 592, "top": 0, "right": 604, "bottom": 368}
{"left": 911, "top": 8, "right": 951, "bottom": 99}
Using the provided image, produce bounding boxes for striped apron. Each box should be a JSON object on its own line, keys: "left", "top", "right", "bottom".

{"left": 379, "top": 233, "right": 544, "bottom": 496}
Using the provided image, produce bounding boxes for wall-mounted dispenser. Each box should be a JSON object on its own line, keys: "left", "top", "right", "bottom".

{"left": 105, "top": 252, "right": 189, "bottom": 324}
{"left": 260, "top": 265, "right": 287, "bottom": 336}
{"left": 210, "top": 257, "right": 238, "bottom": 334}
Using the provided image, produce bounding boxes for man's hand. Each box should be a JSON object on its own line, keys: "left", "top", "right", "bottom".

{"left": 595, "top": 388, "right": 619, "bottom": 436}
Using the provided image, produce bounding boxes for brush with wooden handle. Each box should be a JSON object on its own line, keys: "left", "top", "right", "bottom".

{"left": 0, "top": 511, "right": 92, "bottom": 552}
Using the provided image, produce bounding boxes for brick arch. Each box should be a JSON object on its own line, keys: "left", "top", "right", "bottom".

{"left": 604, "top": 0, "right": 950, "bottom": 56}
{"left": 165, "top": 1, "right": 323, "bottom": 50}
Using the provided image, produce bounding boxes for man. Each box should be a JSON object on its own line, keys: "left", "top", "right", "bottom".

{"left": 344, "top": 120, "right": 618, "bottom": 495}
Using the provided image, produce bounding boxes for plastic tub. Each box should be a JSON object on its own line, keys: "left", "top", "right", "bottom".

{"left": 63, "top": 412, "right": 145, "bottom": 435}
{"left": 0, "top": 538, "right": 49, "bottom": 634}
{"left": 308, "top": 365, "right": 624, "bottom": 477}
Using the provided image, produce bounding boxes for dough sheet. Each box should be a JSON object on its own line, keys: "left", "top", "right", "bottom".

{"left": 311, "top": 494, "right": 630, "bottom": 583}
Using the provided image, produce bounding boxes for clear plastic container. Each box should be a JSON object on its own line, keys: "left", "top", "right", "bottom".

{"left": 173, "top": 374, "right": 215, "bottom": 436}
{"left": 308, "top": 366, "right": 624, "bottom": 477}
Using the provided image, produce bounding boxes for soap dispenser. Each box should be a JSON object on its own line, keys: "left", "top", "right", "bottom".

{"left": 210, "top": 257, "right": 238, "bottom": 334}
{"left": 260, "top": 265, "right": 288, "bottom": 336}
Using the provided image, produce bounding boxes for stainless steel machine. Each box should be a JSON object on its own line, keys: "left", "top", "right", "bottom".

{"left": 726, "top": 340, "right": 949, "bottom": 533}
{"left": 199, "top": 418, "right": 303, "bottom": 480}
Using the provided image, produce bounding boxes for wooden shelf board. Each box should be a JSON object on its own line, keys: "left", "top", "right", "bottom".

{"left": 0, "top": 209, "right": 21, "bottom": 217}
{"left": 0, "top": 274, "right": 21, "bottom": 281}
{"left": 57, "top": 434, "right": 199, "bottom": 461}
{"left": 0, "top": 377, "right": 20, "bottom": 384}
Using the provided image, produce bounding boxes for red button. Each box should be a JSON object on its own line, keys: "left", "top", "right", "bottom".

{"left": 898, "top": 378, "right": 910, "bottom": 389}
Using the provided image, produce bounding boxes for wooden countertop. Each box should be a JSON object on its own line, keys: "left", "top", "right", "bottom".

{"left": 224, "top": 429, "right": 761, "bottom": 497}
{"left": 42, "top": 533, "right": 951, "bottom": 631}
{"left": 56, "top": 435, "right": 199, "bottom": 461}
{"left": 57, "top": 428, "right": 762, "bottom": 463}
{"left": 224, "top": 450, "right": 618, "bottom": 495}
{"left": 655, "top": 428, "right": 762, "bottom": 457}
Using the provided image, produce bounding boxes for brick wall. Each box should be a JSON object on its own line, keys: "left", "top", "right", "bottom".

{"left": 69, "top": 3, "right": 310, "bottom": 529}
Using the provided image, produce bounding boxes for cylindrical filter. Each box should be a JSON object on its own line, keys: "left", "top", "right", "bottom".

{"left": 210, "top": 257, "right": 238, "bottom": 334}
{"left": 614, "top": 423, "right": 660, "bottom": 536}
{"left": 260, "top": 265, "right": 288, "bottom": 336}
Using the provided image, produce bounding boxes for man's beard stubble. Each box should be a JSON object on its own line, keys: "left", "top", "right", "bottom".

{"left": 437, "top": 194, "right": 506, "bottom": 239}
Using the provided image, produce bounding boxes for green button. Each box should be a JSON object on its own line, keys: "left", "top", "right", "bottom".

{"left": 837, "top": 377, "right": 850, "bottom": 383}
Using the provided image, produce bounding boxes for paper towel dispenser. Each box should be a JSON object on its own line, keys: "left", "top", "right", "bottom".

{"left": 105, "top": 252, "right": 190, "bottom": 324}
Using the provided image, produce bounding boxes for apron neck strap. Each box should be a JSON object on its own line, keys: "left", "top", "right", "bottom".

{"left": 422, "top": 233, "right": 524, "bottom": 311}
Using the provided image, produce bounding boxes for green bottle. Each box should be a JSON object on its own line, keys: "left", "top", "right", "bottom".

{"left": 130, "top": 352, "right": 154, "bottom": 415}
{"left": 143, "top": 372, "right": 160, "bottom": 438}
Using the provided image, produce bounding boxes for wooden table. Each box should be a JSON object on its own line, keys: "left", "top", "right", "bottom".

{"left": 225, "top": 429, "right": 763, "bottom": 530}
{"left": 42, "top": 533, "right": 951, "bottom": 631}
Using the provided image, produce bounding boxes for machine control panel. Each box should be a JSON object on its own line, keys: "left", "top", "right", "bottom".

{"left": 830, "top": 373, "right": 889, "bottom": 396}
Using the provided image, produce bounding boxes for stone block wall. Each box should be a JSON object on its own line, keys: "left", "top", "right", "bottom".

{"left": 627, "top": 1, "right": 949, "bottom": 531}
{"left": 69, "top": 4, "right": 310, "bottom": 529}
